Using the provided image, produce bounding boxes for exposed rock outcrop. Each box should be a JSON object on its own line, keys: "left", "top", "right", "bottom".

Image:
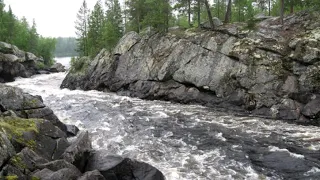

{"left": 61, "top": 11, "right": 320, "bottom": 125}
{"left": 0, "top": 41, "right": 65, "bottom": 82}
{"left": 0, "top": 84, "right": 165, "bottom": 179}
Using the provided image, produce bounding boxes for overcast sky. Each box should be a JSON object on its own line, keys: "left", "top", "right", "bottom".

{"left": 4, "top": 0, "right": 99, "bottom": 37}
{"left": 4, "top": 0, "right": 214, "bottom": 38}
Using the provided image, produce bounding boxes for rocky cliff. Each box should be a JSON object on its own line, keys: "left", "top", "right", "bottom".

{"left": 61, "top": 11, "right": 320, "bottom": 125}
{"left": 0, "top": 84, "right": 165, "bottom": 179}
{"left": 0, "top": 42, "right": 65, "bottom": 82}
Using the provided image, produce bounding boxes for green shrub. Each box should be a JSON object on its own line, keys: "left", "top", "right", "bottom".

{"left": 70, "top": 56, "right": 90, "bottom": 73}
{"left": 36, "top": 62, "right": 45, "bottom": 69}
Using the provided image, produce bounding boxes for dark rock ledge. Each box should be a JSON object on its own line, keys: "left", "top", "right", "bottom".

{"left": 0, "top": 84, "right": 165, "bottom": 180}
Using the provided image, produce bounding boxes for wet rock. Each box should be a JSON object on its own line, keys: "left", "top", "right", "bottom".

{"left": 52, "top": 138, "right": 70, "bottom": 160}
{"left": 0, "top": 132, "right": 16, "bottom": 168}
{"left": 31, "top": 168, "right": 54, "bottom": 179}
{"left": 0, "top": 84, "right": 67, "bottom": 132}
{"left": 66, "top": 124, "right": 79, "bottom": 137}
{"left": 49, "top": 63, "right": 66, "bottom": 72}
{"left": 301, "top": 97, "right": 320, "bottom": 118}
{"left": 0, "top": 164, "right": 27, "bottom": 180}
{"left": 32, "top": 168, "right": 81, "bottom": 180}
{"left": 78, "top": 170, "right": 106, "bottom": 180}
{"left": 8, "top": 147, "right": 49, "bottom": 173}
{"left": 0, "top": 41, "right": 51, "bottom": 82}
{"left": 36, "top": 159, "right": 81, "bottom": 174}
{"left": 86, "top": 150, "right": 165, "bottom": 180}
{"left": 85, "top": 153, "right": 124, "bottom": 172}
{"left": 37, "top": 70, "right": 50, "bottom": 74}
{"left": 62, "top": 131, "right": 92, "bottom": 172}
{"left": 0, "top": 84, "right": 44, "bottom": 110}
{"left": 250, "top": 150, "right": 317, "bottom": 179}
{"left": 37, "top": 119, "right": 67, "bottom": 138}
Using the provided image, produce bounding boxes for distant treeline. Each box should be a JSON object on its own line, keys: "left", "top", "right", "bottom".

{"left": 0, "top": 0, "right": 56, "bottom": 66}
{"left": 54, "top": 37, "right": 78, "bottom": 57}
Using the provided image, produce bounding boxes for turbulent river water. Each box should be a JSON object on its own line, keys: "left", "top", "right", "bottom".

{"left": 5, "top": 58, "right": 320, "bottom": 180}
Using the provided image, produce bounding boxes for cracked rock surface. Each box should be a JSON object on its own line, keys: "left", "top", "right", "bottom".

{"left": 61, "top": 11, "right": 320, "bottom": 125}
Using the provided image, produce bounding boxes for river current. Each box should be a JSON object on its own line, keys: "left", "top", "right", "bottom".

{"left": 5, "top": 58, "right": 320, "bottom": 180}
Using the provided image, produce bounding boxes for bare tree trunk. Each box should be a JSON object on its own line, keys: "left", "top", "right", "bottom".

{"left": 290, "top": 0, "right": 294, "bottom": 13}
{"left": 238, "top": 4, "right": 241, "bottom": 22}
{"left": 217, "top": 0, "right": 220, "bottom": 19}
{"left": 188, "top": 0, "right": 191, "bottom": 27}
{"left": 204, "top": 0, "right": 214, "bottom": 29}
{"left": 269, "top": 0, "right": 271, "bottom": 16}
{"left": 225, "top": 0, "right": 232, "bottom": 23}
{"left": 197, "top": 0, "right": 201, "bottom": 28}
{"left": 280, "top": 0, "right": 284, "bottom": 25}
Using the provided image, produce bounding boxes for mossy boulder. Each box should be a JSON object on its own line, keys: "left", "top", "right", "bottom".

{"left": 0, "top": 84, "right": 67, "bottom": 133}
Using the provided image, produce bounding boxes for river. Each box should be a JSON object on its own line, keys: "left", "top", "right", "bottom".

{"left": 5, "top": 57, "right": 320, "bottom": 180}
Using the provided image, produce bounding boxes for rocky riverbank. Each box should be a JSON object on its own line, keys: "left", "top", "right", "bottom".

{"left": 0, "top": 84, "right": 165, "bottom": 179}
{"left": 0, "top": 42, "right": 65, "bottom": 83}
{"left": 61, "top": 11, "right": 320, "bottom": 126}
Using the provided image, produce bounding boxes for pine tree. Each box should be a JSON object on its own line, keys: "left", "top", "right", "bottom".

{"left": 75, "top": 0, "right": 89, "bottom": 56}
{"left": 103, "top": 0, "right": 123, "bottom": 50}
{"left": 88, "top": 0, "right": 105, "bottom": 57}
{"left": 126, "top": 0, "right": 146, "bottom": 32}
{"left": 6, "top": 5, "right": 15, "bottom": 43}
{"left": 28, "top": 19, "right": 39, "bottom": 53}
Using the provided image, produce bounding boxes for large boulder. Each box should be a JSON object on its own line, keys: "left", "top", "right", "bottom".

{"left": 49, "top": 62, "right": 66, "bottom": 72}
{"left": 85, "top": 150, "right": 165, "bottom": 180}
{"left": 0, "top": 84, "right": 67, "bottom": 132}
{"left": 78, "top": 170, "right": 106, "bottom": 180}
{"left": 0, "top": 41, "right": 61, "bottom": 82}
{"left": 62, "top": 131, "right": 92, "bottom": 172}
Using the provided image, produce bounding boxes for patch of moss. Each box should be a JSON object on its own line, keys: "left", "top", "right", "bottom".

{"left": 9, "top": 155, "right": 27, "bottom": 170}
{"left": 22, "top": 98, "right": 39, "bottom": 109}
{"left": 31, "top": 177, "right": 41, "bottom": 180}
{"left": 5, "top": 175, "right": 18, "bottom": 180}
{"left": 36, "top": 62, "right": 45, "bottom": 69}
{"left": 0, "top": 117, "right": 42, "bottom": 149}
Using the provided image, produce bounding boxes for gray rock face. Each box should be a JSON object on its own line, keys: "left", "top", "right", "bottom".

{"left": 78, "top": 170, "right": 106, "bottom": 180}
{"left": 0, "top": 41, "right": 53, "bottom": 82}
{"left": 86, "top": 150, "right": 165, "bottom": 180}
{"left": 61, "top": 11, "right": 320, "bottom": 125}
{"left": 49, "top": 63, "right": 66, "bottom": 72}
{"left": 0, "top": 84, "right": 67, "bottom": 132}
{"left": 0, "top": 132, "right": 16, "bottom": 168}
{"left": 62, "top": 131, "right": 92, "bottom": 172}
{"left": 32, "top": 168, "right": 82, "bottom": 180}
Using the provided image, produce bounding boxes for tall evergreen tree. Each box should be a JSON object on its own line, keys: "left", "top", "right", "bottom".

{"left": 28, "top": 19, "right": 39, "bottom": 53}
{"left": 126, "top": 0, "right": 146, "bottom": 32}
{"left": 104, "top": 0, "right": 123, "bottom": 50}
{"left": 75, "top": 0, "right": 89, "bottom": 56}
{"left": 88, "top": 0, "right": 105, "bottom": 57}
{"left": 6, "top": 5, "right": 15, "bottom": 43}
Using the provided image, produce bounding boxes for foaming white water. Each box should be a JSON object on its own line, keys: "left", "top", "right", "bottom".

{"left": 6, "top": 73, "right": 320, "bottom": 180}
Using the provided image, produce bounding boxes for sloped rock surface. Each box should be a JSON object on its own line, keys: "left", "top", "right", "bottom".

{"left": 61, "top": 11, "right": 320, "bottom": 125}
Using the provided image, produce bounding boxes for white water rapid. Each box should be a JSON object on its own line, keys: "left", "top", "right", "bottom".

{"left": 5, "top": 58, "right": 320, "bottom": 180}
